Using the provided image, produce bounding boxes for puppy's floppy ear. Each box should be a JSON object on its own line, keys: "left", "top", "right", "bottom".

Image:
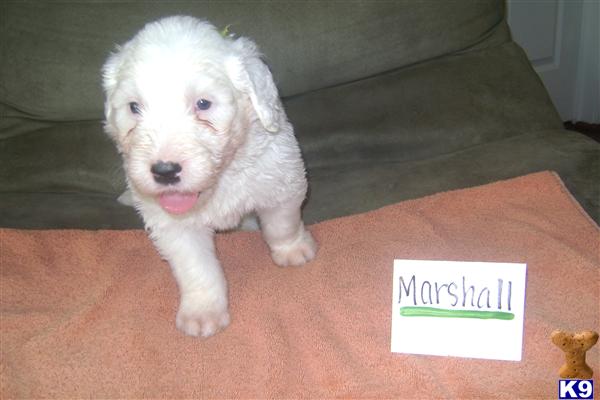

{"left": 102, "top": 50, "right": 120, "bottom": 96}
{"left": 100, "top": 44, "right": 139, "bottom": 156}
{"left": 101, "top": 46, "right": 127, "bottom": 133}
{"left": 225, "top": 37, "right": 282, "bottom": 133}
{"left": 102, "top": 44, "right": 129, "bottom": 105}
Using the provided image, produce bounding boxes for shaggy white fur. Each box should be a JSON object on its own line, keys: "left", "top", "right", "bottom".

{"left": 102, "top": 16, "right": 317, "bottom": 337}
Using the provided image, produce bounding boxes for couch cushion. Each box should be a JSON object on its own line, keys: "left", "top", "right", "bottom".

{"left": 302, "top": 128, "right": 600, "bottom": 225}
{"left": 0, "top": 121, "right": 122, "bottom": 194}
{"left": 0, "top": 0, "right": 505, "bottom": 122}
{"left": 288, "top": 42, "right": 564, "bottom": 170}
{"left": 287, "top": 40, "right": 598, "bottom": 223}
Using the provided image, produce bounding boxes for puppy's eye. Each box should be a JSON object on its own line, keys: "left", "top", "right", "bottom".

{"left": 196, "top": 99, "right": 212, "bottom": 111}
{"left": 129, "top": 102, "right": 142, "bottom": 115}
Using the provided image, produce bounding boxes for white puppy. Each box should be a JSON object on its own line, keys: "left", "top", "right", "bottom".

{"left": 102, "top": 16, "right": 317, "bottom": 337}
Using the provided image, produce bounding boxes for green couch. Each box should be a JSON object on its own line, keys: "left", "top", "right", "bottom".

{"left": 1, "top": 0, "right": 598, "bottom": 229}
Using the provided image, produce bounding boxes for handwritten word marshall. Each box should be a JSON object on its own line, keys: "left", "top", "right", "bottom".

{"left": 398, "top": 275, "right": 513, "bottom": 311}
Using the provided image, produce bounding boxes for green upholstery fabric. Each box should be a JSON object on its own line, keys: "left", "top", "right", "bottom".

{"left": 303, "top": 129, "right": 599, "bottom": 225}
{"left": 0, "top": 0, "right": 503, "bottom": 122}
{"left": 289, "top": 42, "right": 562, "bottom": 170}
{"left": 1, "top": 0, "right": 598, "bottom": 229}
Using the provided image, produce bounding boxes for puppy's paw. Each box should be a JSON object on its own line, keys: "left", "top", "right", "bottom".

{"left": 271, "top": 229, "right": 317, "bottom": 267}
{"left": 176, "top": 307, "right": 230, "bottom": 338}
{"left": 176, "top": 293, "right": 230, "bottom": 338}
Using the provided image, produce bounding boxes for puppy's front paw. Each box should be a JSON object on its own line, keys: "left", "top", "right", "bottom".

{"left": 176, "top": 294, "right": 230, "bottom": 338}
{"left": 271, "top": 229, "right": 317, "bottom": 267}
{"left": 176, "top": 308, "right": 230, "bottom": 338}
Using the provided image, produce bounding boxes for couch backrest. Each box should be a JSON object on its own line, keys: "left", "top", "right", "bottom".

{"left": 0, "top": 0, "right": 504, "bottom": 123}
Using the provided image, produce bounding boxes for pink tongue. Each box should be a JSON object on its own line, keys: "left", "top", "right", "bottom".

{"left": 158, "top": 192, "right": 199, "bottom": 214}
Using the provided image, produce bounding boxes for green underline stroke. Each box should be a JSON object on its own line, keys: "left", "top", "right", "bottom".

{"left": 400, "top": 306, "right": 514, "bottom": 320}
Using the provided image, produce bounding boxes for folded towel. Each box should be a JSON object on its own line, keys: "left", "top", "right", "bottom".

{"left": 1, "top": 171, "right": 598, "bottom": 398}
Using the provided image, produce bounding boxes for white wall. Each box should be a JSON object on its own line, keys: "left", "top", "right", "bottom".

{"left": 508, "top": 0, "right": 599, "bottom": 123}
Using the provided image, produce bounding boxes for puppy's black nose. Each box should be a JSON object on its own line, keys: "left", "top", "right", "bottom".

{"left": 151, "top": 161, "right": 182, "bottom": 185}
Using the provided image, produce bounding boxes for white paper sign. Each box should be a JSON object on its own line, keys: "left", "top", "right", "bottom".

{"left": 391, "top": 259, "right": 527, "bottom": 361}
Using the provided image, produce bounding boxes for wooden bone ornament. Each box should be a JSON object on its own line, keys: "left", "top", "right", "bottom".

{"left": 551, "top": 330, "right": 599, "bottom": 379}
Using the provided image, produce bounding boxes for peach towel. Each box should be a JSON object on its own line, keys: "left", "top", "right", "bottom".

{"left": 1, "top": 171, "right": 598, "bottom": 398}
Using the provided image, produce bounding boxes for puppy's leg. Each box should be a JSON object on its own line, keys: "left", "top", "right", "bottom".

{"left": 258, "top": 200, "right": 317, "bottom": 267}
{"left": 151, "top": 226, "right": 229, "bottom": 337}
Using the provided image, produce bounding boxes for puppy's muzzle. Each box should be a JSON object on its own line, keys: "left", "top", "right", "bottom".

{"left": 151, "top": 161, "right": 182, "bottom": 185}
